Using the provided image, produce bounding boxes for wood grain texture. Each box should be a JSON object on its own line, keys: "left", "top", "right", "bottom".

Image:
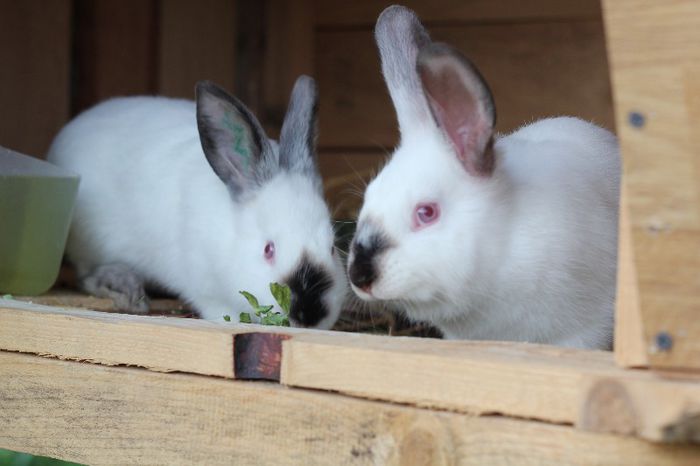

{"left": 158, "top": 0, "right": 237, "bottom": 99}
{"left": 602, "top": 0, "right": 700, "bottom": 370}
{"left": 72, "top": 0, "right": 158, "bottom": 114}
{"left": 0, "top": 299, "right": 237, "bottom": 378}
{"left": 0, "top": 0, "right": 71, "bottom": 157}
{"left": 5, "top": 301, "right": 700, "bottom": 443}
{"left": 261, "top": 0, "right": 314, "bottom": 136}
{"left": 579, "top": 374, "right": 700, "bottom": 443}
{"left": 16, "top": 289, "right": 187, "bottom": 314}
{"left": 615, "top": 186, "right": 648, "bottom": 367}
{"left": 314, "top": 0, "right": 601, "bottom": 27}
{"left": 282, "top": 332, "right": 700, "bottom": 444}
{"left": 2, "top": 351, "right": 700, "bottom": 466}
{"left": 282, "top": 332, "right": 611, "bottom": 424}
{"left": 316, "top": 20, "right": 613, "bottom": 149}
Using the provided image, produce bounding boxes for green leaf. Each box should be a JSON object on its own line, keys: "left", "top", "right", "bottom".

{"left": 239, "top": 312, "right": 252, "bottom": 323}
{"left": 223, "top": 314, "right": 231, "bottom": 322}
{"left": 2, "top": 294, "right": 13, "bottom": 300}
{"left": 269, "top": 282, "right": 291, "bottom": 314}
{"left": 239, "top": 290, "right": 260, "bottom": 309}
{"left": 254, "top": 304, "right": 274, "bottom": 316}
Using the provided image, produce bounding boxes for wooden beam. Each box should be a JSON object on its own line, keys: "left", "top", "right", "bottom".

{"left": 615, "top": 187, "right": 648, "bottom": 367}
{"left": 579, "top": 374, "right": 700, "bottom": 443}
{"left": 282, "top": 332, "right": 611, "bottom": 424}
{"left": 72, "top": 0, "right": 159, "bottom": 114}
{"left": 15, "top": 289, "right": 187, "bottom": 314}
{"left": 602, "top": 0, "right": 700, "bottom": 370}
{"left": 261, "top": 0, "right": 315, "bottom": 136}
{"left": 4, "top": 300, "right": 700, "bottom": 443}
{"left": 0, "top": 0, "right": 71, "bottom": 157}
{"left": 314, "top": 0, "right": 602, "bottom": 27}
{"left": 0, "top": 299, "right": 237, "bottom": 378}
{"left": 1, "top": 351, "right": 699, "bottom": 465}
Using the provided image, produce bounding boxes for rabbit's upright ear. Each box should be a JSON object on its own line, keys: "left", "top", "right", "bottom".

{"left": 196, "top": 81, "right": 278, "bottom": 197}
{"left": 417, "top": 43, "right": 496, "bottom": 177}
{"left": 375, "top": 5, "right": 432, "bottom": 135}
{"left": 278, "top": 75, "right": 321, "bottom": 186}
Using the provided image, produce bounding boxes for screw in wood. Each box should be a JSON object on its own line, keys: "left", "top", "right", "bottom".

{"left": 655, "top": 331, "right": 673, "bottom": 352}
{"left": 628, "top": 111, "right": 646, "bottom": 128}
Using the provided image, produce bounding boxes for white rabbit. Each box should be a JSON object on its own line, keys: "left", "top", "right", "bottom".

{"left": 47, "top": 76, "right": 347, "bottom": 329}
{"left": 347, "top": 6, "right": 620, "bottom": 349}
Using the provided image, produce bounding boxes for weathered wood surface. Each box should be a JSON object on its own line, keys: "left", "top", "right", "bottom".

{"left": 2, "top": 351, "right": 699, "bottom": 466}
{"left": 602, "top": 0, "right": 700, "bottom": 370}
{"left": 0, "top": 299, "right": 237, "bottom": 378}
{"left": 316, "top": 20, "right": 613, "bottom": 149}
{"left": 615, "top": 187, "right": 648, "bottom": 367}
{"left": 15, "top": 289, "right": 188, "bottom": 314}
{"left": 579, "top": 373, "right": 700, "bottom": 443}
{"left": 3, "top": 301, "right": 700, "bottom": 443}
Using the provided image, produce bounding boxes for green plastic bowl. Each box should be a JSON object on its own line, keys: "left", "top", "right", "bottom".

{"left": 0, "top": 147, "right": 79, "bottom": 295}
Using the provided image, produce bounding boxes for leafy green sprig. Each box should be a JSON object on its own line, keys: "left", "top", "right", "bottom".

{"left": 223, "top": 282, "right": 291, "bottom": 326}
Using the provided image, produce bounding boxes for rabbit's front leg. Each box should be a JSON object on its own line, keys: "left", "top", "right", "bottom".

{"left": 80, "top": 263, "right": 150, "bottom": 313}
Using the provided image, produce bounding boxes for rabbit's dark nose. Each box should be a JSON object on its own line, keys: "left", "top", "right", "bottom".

{"left": 349, "top": 240, "right": 379, "bottom": 291}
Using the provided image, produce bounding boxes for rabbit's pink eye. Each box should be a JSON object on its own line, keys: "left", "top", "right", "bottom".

{"left": 264, "top": 241, "right": 275, "bottom": 263}
{"left": 413, "top": 202, "right": 440, "bottom": 230}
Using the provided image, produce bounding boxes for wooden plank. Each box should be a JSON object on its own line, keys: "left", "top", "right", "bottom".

{"left": 615, "top": 187, "right": 648, "bottom": 367}
{"left": 72, "top": 0, "right": 158, "bottom": 114}
{"left": 579, "top": 373, "right": 700, "bottom": 443}
{"left": 281, "top": 332, "right": 612, "bottom": 424}
{"left": 316, "top": 20, "right": 613, "bottom": 149}
{"left": 2, "top": 351, "right": 700, "bottom": 466}
{"left": 602, "top": 0, "right": 700, "bottom": 370}
{"left": 158, "top": 0, "right": 237, "bottom": 99}
{"left": 261, "top": 0, "right": 314, "bottom": 136}
{"left": 282, "top": 332, "right": 700, "bottom": 443}
{"left": 314, "top": 0, "right": 602, "bottom": 27}
{"left": 0, "top": 299, "right": 237, "bottom": 378}
{"left": 15, "top": 289, "right": 188, "bottom": 314}
{"left": 4, "top": 301, "right": 700, "bottom": 443}
{"left": 0, "top": 0, "right": 71, "bottom": 157}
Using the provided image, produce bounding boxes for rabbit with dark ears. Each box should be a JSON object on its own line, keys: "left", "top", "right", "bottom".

{"left": 48, "top": 76, "right": 346, "bottom": 328}
{"left": 347, "top": 6, "right": 620, "bottom": 349}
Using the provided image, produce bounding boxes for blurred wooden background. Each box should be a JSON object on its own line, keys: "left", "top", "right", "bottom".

{"left": 0, "top": 0, "right": 613, "bottom": 218}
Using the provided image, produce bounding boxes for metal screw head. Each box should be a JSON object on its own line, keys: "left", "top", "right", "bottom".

{"left": 628, "top": 111, "right": 646, "bottom": 128}
{"left": 655, "top": 331, "right": 673, "bottom": 351}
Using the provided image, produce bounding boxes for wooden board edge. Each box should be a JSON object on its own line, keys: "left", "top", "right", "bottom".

{"left": 578, "top": 373, "right": 700, "bottom": 444}
{"left": 614, "top": 185, "right": 649, "bottom": 367}
{"left": 2, "top": 351, "right": 700, "bottom": 465}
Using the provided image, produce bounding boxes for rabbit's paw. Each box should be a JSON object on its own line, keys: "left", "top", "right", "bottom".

{"left": 81, "top": 264, "right": 150, "bottom": 313}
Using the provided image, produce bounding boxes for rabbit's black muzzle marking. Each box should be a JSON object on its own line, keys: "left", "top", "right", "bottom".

{"left": 286, "top": 257, "right": 332, "bottom": 327}
{"left": 348, "top": 234, "right": 389, "bottom": 291}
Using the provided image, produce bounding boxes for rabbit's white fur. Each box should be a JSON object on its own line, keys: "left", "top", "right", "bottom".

{"left": 48, "top": 78, "right": 346, "bottom": 328}
{"left": 348, "top": 6, "right": 619, "bottom": 349}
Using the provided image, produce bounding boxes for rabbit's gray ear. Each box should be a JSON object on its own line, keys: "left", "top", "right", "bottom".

{"left": 196, "top": 81, "right": 277, "bottom": 197}
{"left": 278, "top": 75, "right": 321, "bottom": 183}
{"left": 417, "top": 43, "right": 496, "bottom": 177}
{"left": 375, "top": 5, "right": 432, "bottom": 134}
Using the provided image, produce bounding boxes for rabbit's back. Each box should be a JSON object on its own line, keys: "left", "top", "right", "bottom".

{"left": 47, "top": 97, "right": 232, "bottom": 281}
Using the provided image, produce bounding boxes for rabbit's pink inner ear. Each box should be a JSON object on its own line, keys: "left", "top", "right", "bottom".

{"left": 418, "top": 45, "right": 495, "bottom": 177}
